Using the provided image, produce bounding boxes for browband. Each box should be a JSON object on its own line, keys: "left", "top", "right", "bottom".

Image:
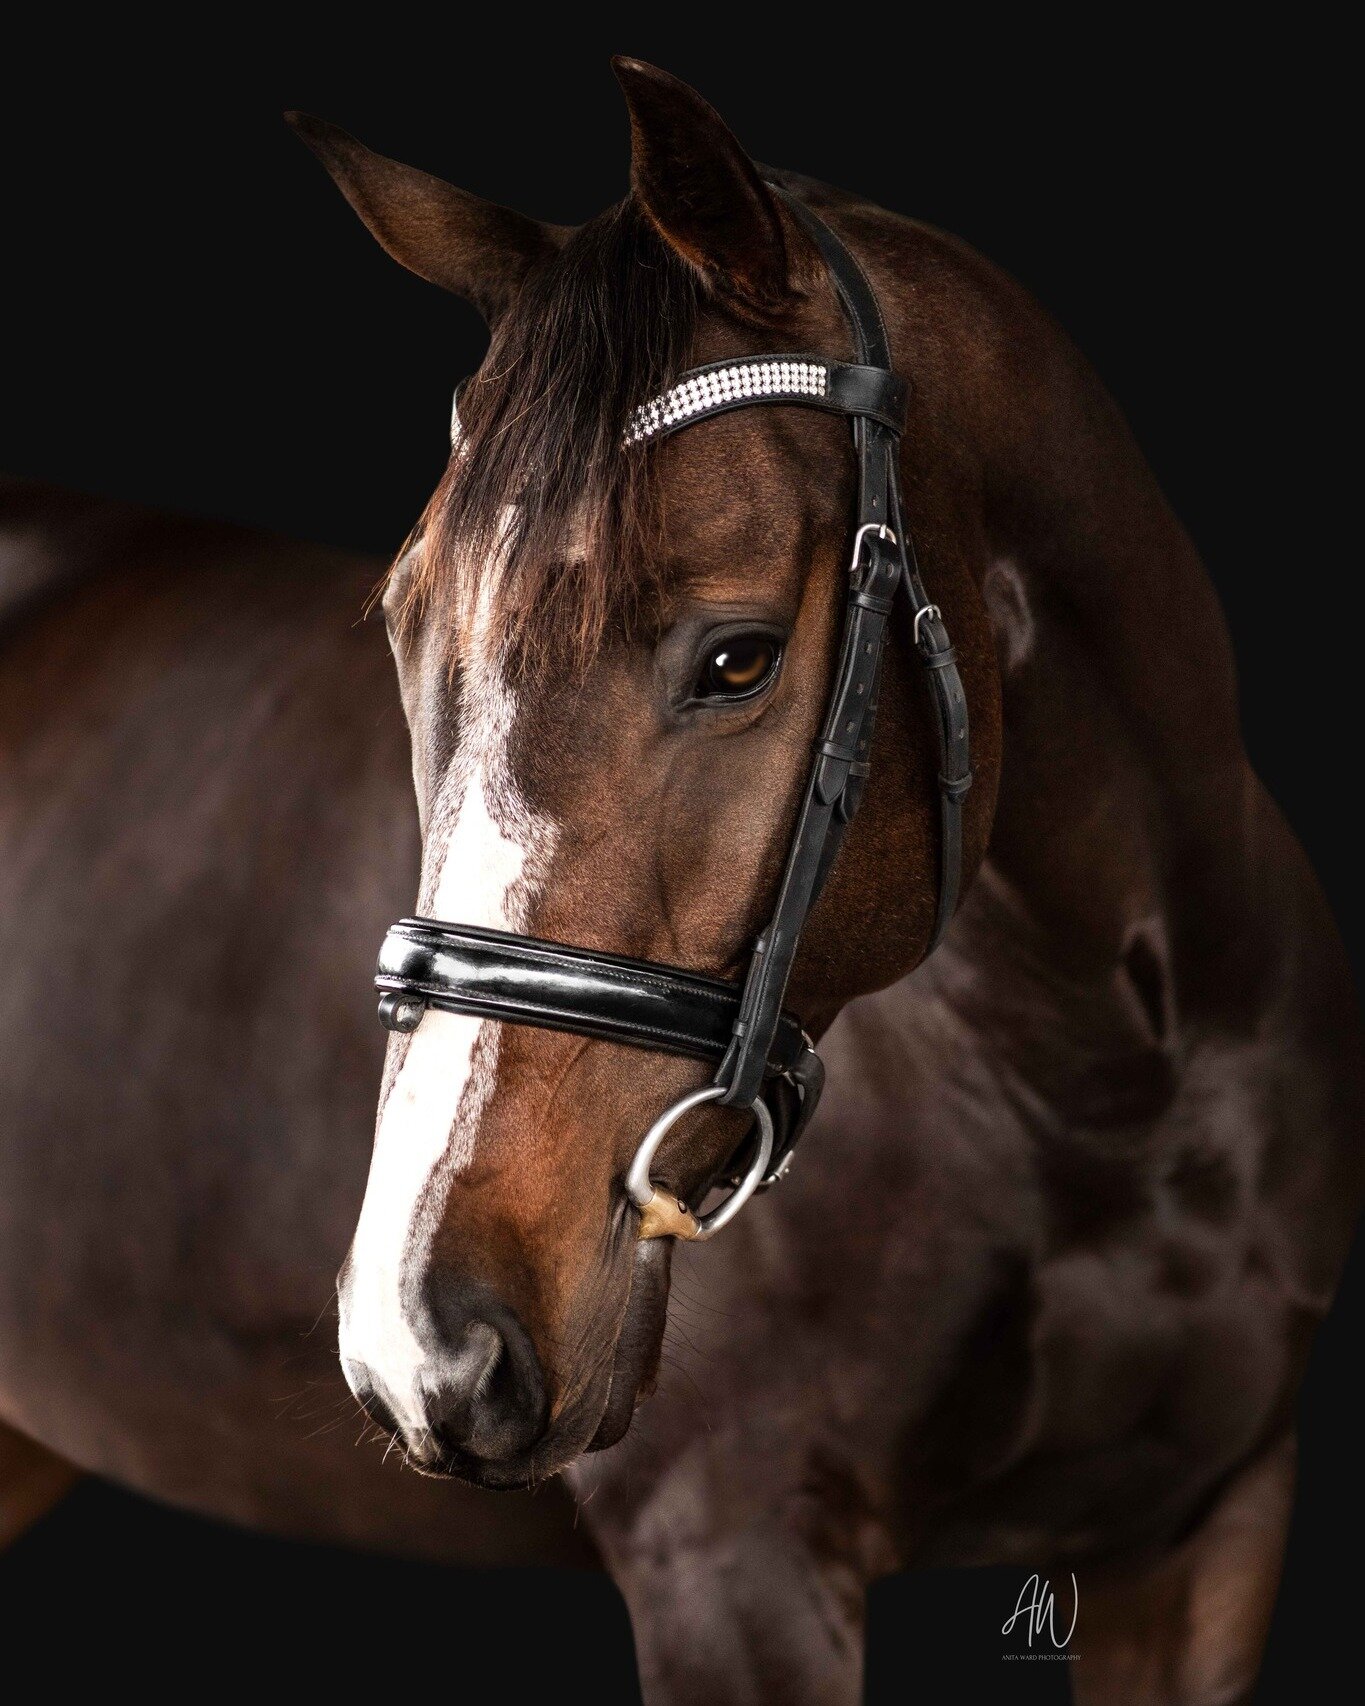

{"left": 624, "top": 357, "right": 907, "bottom": 444}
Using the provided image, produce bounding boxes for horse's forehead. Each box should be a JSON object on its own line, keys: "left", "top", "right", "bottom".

{"left": 412, "top": 389, "right": 843, "bottom": 731}
{"left": 657, "top": 409, "right": 849, "bottom": 557}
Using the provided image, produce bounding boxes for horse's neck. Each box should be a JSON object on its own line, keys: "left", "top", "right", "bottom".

{"left": 992, "top": 364, "right": 1245, "bottom": 907}
{"left": 878, "top": 210, "right": 1270, "bottom": 1107}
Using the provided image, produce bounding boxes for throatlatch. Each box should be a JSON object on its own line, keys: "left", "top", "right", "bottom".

{"left": 374, "top": 187, "right": 971, "bottom": 1241}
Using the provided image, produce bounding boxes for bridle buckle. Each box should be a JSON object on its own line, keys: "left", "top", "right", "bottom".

{"left": 848, "top": 521, "right": 897, "bottom": 576}
{"left": 913, "top": 602, "right": 943, "bottom": 646}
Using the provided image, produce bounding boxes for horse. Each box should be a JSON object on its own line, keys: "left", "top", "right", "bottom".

{"left": 1, "top": 57, "right": 1360, "bottom": 1704}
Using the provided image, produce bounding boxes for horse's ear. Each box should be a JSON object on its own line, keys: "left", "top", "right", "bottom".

{"left": 286, "top": 113, "right": 568, "bottom": 322}
{"left": 612, "top": 58, "right": 795, "bottom": 311}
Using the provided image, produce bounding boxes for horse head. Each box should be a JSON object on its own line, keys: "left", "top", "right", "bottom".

{"left": 293, "top": 59, "right": 1000, "bottom": 1486}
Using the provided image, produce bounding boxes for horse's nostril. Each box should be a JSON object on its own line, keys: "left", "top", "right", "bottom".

{"left": 447, "top": 1320, "right": 503, "bottom": 1400}
{"left": 420, "top": 1302, "right": 547, "bottom": 1465}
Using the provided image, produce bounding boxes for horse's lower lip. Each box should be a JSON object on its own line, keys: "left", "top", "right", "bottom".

{"left": 398, "top": 1387, "right": 618, "bottom": 1487}
{"left": 406, "top": 1450, "right": 534, "bottom": 1488}
{"left": 358, "top": 1361, "right": 632, "bottom": 1490}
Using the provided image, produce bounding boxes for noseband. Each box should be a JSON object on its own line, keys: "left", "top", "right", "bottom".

{"left": 374, "top": 189, "right": 971, "bottom": 1241}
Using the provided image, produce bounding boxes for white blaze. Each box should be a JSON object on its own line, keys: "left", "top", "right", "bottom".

{"left": 340, "top": 570, "right": 553, "bottom": 1429}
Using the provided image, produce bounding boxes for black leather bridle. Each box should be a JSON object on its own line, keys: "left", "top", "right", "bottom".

{"left": 374, "top": 190, "right": 971, "bottom": 1241}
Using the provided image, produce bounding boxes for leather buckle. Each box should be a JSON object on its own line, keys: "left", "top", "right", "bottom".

{"left": 912, "top": 603, "right": 943, "bottom": 646}
{"left": 848, "top": 521, "right": 896, "bottom": 576}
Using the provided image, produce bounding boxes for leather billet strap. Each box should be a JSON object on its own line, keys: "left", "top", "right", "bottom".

{"left": 893, "top": 458, "right": 972, "bottom": 945}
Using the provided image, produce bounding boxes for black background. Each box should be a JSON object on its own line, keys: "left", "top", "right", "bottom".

{"left": 1, "top": 23, "right": 1357, "bottom": 1702}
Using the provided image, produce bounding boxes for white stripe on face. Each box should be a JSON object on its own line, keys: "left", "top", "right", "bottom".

{"left": 340, "top": 583, "right": 554, "bottom": 1431}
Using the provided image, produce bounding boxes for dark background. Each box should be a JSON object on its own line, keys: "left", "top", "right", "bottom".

{"left": 1, "top": 24, "right": 1357, "bottom": 1701}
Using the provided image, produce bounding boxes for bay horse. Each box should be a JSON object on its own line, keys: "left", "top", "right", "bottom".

{"left": 1, "top": 58, "right": 1360, "bottom": 1705}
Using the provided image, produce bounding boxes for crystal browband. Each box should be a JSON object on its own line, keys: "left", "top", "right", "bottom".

{"left": 625, "top": 358, "right": 828, "bottom": 443}
{"left": 623, "top": 356, "right": 908, "bottom": 447}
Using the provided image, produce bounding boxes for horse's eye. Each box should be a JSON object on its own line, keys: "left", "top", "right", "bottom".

{"left": 697, "top": 635, "right": 781, "bottom": 701}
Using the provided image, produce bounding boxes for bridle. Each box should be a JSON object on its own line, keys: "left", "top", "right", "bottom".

{"left": 375, "top": 193, "right": 971, "bottom": 1239}
{"left": 373, "top": 190, "right": 971, "bottom": 1242}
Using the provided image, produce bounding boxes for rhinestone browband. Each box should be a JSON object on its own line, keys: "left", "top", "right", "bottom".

{"left": 624, "top": 358, "right": 830, "bottom": 445}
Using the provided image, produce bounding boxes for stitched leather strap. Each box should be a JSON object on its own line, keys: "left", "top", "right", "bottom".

{"left": 376, "top": 919, "right": 810, "bottom": 1076}
{"left": 780, "top": 190, "right": 893, "bottom": 368}
{"left": 893, "top": 458, "right": 972, "bottom": 948}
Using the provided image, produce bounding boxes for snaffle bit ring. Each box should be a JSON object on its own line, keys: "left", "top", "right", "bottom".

{"left": 626, "top": 1085, "right": 775, "bottom": 1243}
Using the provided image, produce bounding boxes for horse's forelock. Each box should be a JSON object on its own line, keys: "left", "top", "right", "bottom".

{"left": 399, "top": 197, "right": 701, "bottom": 673}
